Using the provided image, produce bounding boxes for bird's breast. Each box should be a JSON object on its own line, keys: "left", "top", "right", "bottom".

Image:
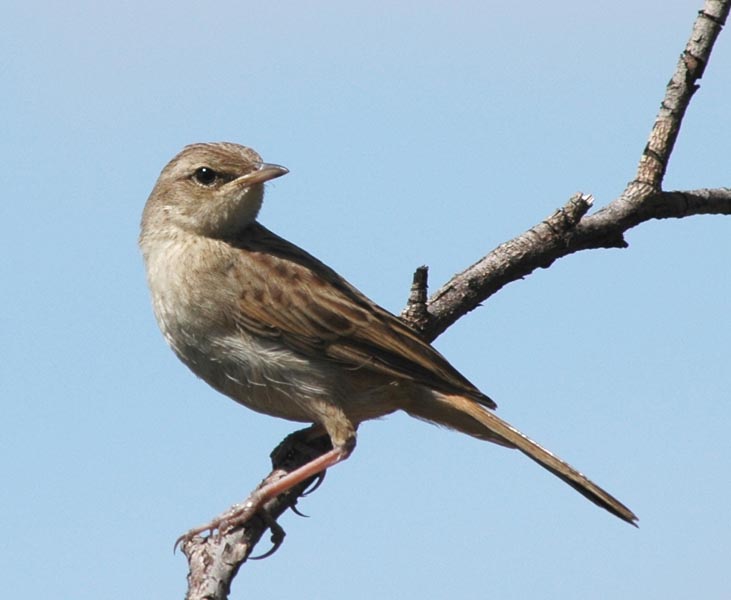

{"left": 141, "top": 233, "right": 368, "bottom": 425}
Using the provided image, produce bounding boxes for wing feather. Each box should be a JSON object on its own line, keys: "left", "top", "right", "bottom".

{"left": 226, "top": 224, "right": 495, "bottom": 408}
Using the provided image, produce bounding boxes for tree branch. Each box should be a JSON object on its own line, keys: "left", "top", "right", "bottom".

{"left": 636, "top": 3, "right": 729, "bottom": 188}
{"left": 402, "top": 265, "right": 430, "bottom": 332}
{"left": 180, "top": 2, "right": 730, "bottom": 598}
{"left": 421, "top": 186, "right": 731, "bottom": 340}
{"left": 418, "top": 0, "right": 730, "bottom": 340}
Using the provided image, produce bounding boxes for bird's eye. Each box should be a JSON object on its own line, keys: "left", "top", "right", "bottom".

{"left": 192, "top": 167, "right": 218, "bottom": 186}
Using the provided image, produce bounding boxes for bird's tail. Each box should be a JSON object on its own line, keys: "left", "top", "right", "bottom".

{"left": 405, "top": 392, "right": 638, "bottom": 525}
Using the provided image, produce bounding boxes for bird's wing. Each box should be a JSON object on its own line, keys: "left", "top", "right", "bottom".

{"left": 227, "top": 224, "right": 495, "bottom": 408}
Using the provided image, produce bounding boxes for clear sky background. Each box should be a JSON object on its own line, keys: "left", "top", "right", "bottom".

{"left": 3, "top": 1, "right": 730, "bottom": 598}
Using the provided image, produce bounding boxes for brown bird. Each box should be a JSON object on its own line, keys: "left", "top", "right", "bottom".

{"left": 139, "top": 142, "right": 637, "bottom": 538}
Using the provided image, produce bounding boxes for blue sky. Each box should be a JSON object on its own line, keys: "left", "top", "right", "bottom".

{"left": 3, "top": 1, "right": 730, "bottom": 598}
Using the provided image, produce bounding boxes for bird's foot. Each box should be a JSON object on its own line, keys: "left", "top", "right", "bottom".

{"left": 174, "top": 489, "right": 266, "bottom": 552}
{"left": 174, "top": 439, "right": 352, "bottom": 553}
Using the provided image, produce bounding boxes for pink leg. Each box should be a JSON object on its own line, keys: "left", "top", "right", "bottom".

{"left": 255, "top": 445, "right": 350, "bottom": 503}
{"left": 176, "top": 443, "right": 352, "bottom": 549}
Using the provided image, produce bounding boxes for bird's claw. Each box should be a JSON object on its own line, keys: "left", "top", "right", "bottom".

{"left": 249, "top": 514, "right": 286, "bottom": 560}
{"left": 288, "top": 470, "right": 326, "bottom": 517}
{"left": 302, "top": 470, "right": 326, "bottom": 496}
{"left": 173, "top": 523, "right": 217, "bottom": 553}
{"left": 290, "top": 502, "right": 309, "bottom": 518}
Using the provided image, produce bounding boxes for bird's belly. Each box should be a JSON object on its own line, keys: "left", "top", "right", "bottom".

{"left": 151, "top": 279, "right": 398, "bottom": 428}
{"left": 176, "top": 330, "right": 339, "bottom": 424}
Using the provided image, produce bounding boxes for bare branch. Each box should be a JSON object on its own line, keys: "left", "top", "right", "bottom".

{"left": 418, "top": 193, "right": 598, "bottom": 340}
{"left": 415, "top": 0, "right": 730, "bottom": 340}
{"left": 637, "top": 2, "right": 731, "bottom": 189}
{"left": 401, "top": 265, "right": 430, "bottom": 331}
{"left": 421, "top": 186, "right": 731, "bottom": 340}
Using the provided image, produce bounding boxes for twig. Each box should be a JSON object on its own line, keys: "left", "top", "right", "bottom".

{"left": 401, "top": 266, "right": 431, "bottom": 331}
{"left": 636, "top": 2, "right": 730, "bottom": 189}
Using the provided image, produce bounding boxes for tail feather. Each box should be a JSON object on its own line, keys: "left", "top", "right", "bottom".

{"left": 407, "top": 393, "right": 638, "bottom": 525}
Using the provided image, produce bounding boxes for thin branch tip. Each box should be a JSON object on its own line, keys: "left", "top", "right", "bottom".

{"left": 402, "top": 265, "right": 431, "bottom": 333}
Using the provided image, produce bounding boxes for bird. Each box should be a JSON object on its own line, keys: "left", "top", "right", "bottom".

{"left": 139, "top": 142, "right": 637, "bottom": 539}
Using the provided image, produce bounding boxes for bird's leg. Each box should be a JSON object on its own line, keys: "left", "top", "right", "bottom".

{"left": 247, "top": 442, "right": 353, "bottom": 508}
{"left": 175, "top": 436, "right": 355, "bottom": 549}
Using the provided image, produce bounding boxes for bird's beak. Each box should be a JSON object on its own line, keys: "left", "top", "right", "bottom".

{"left": 233, "top": 163, "right": 289, "bottom": 188}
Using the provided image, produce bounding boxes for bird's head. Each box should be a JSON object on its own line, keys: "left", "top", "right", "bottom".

{"left": 141, "top": 142, "right": 288, "bottom": 240}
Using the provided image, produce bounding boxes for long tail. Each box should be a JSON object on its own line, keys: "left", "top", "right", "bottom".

{"left": 406, "top": 392, "right": 638, "bottom": 525}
